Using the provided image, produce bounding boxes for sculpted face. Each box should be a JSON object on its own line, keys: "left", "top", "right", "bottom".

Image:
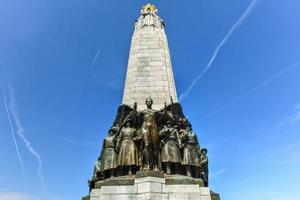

{"left": 166, "top": 122, "right": 172, "bottom": 128}
{"left": 186, "top": 125, "right": 191, "bottom": 131}
{"left": 201, "top": 149, "right": 207, "bottom": 155}
{"left": 145, "top": 98, "right": 153, "bottom": 107}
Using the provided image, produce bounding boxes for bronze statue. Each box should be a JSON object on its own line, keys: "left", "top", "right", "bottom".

{"left": 181, "top": 124, "right": 201, "bottom": 177}
{"left": 100, "top": 126, "right": 118, "bottom": 178}
{"left": 138, "top": 98, "right": 161, "bottom": 171}
{"left": 137, "top": 127, "right": 152, "bottom": 171}
{"left": 88, "top": 156, "right": 102, "bottom": 191}
{"left": 159, "top": 121, "right": 182, "bottom": 174}
{"left": 88, "top": 98, "right": 210, "bottom": 183}
{"left": 200, "top": 148, "right": 209, "bottom": 187}
{"left": 93, "top": 157, "right": 102, "bottom": 177}
{"left": 116, "top": 120, "right": 139, "bottom": 175}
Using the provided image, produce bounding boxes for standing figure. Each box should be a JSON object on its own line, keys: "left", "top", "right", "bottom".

{"left": 138, "top": 127, "right": 152, "bottom": 171}
{"left": 159, "top": 121, "right": 182, "bottom": 174}
{"left": 100, "top": 126, "right": 118, "bottom": 178}
{"left": 181, "top": 124, "right": 201, "bottom": 177}
{"left": 200, "top": 148, "right": 209, "bottom": 187}
{"left": 116, "top": 120, "right": 139, "bottom": 175}
{"left": 139, "top": 98, "right": 161, "bottom": 171}
{"left": 88, "top": 156, "right": 101, "bottom": 192}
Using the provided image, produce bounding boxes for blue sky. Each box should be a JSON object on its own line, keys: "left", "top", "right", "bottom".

{"left": 1, "top": 0, "right": 300, "bottom": 199}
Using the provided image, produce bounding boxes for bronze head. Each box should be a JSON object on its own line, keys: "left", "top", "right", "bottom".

{"left": 145, "top": 98, "right": 153, "bottom": 108}
{"left": 166, "top": 121, "right": 172, "bottom": 128}
{"left": 201, "top": 148, "right": 208, "bottom": 155}
{"left": 186, "top": 124, "right": 192, "bottom": 130}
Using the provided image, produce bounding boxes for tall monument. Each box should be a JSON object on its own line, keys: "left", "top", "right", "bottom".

{"left": 83, "top": 4, "right": 220, "bottom": 200}
{"left": 122, "top": 4, "right": 177, "bottom": 110}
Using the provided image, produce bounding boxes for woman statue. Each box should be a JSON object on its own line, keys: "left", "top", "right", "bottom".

{"left": 181, "top": 124, "right": 201, "bottom": 177}
{"left": 116, "top": 120, "right": 139, "bottom": 175}
{"left": 100, "top": 126, "right": 118, "bottom": 178}
{"left": 159, "top": 121, "right": 182, "bottom": 174}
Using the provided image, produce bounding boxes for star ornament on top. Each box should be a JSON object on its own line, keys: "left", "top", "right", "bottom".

{"left": 141, "top": 3, "right": 158, "bottom": 14}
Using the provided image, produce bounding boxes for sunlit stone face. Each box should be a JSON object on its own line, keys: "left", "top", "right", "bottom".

{"left": 122, "top": 5, "right": 178, "bottom": 110}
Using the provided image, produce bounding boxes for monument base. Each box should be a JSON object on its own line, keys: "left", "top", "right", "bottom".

{"left": 83, "top": 172, "right": 220, "bottom": 200}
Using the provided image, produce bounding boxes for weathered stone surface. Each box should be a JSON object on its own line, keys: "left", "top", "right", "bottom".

{"left": 165, "top": 175, "right": 204, "bottom": 186}
{"left": 95, "top": 176, "right": 135, "bottom": 188}
{"left": 135, "top": 170, "right": 164, "bottom": 179}
{"left": 122, "top": 12, "right": 178, "bottom": 110}
{"left": 88, "top": 176, "right": 212, "bottom": 200}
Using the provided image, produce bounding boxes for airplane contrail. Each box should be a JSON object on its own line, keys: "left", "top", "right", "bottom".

{"left": 3, "top": 90, "right": 27, "bottom": 190}
{"left": 201, "top": 61, "right": 300, "bottom": 120}
{"left": 71, "top": 49, "right": 101, "bottom": 113}
{"left": 5, "top": 85, "right": 47, "bottom": 192}
{"left": 179, "top": 0, "right": 259, "bottom": 102}
{"left": 88, "top": 49, "right": 101, "bottom": 74}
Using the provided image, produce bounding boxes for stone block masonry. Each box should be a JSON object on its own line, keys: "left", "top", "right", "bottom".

{"left": 122, "top": 23, "right": 178, "bottom": 110}
{"left": 89, "top": 176, "right": 212, "bottom": 200}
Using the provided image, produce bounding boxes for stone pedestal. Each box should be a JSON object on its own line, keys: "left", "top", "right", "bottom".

{"left": 84, "top": 173, "right": 217, "bottom": 200}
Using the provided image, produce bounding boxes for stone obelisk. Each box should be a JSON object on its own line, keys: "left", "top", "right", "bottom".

{"left": 122, "top": 4, "right": 177, "bottom": 110}
{"left": 83, "top": 4, "right": 221, "bottom": 200}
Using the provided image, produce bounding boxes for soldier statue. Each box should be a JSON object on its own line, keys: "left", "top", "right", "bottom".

{"left": 200, "top": 148, "right": 209, "bottom": 187}
{"left": 89, "top": 98, "right": 210, "bottom": 181}
{"left": 180, "top": 124, "right": 201, "bottom": 177}
{"left": 116, "top": 120, "right": 139, "bottom": 175}
{"left": 88, "top": 156, "right": 103, "bottom": 192}
{"left": 159, "top": 121, "right": 182, "bottom": 174}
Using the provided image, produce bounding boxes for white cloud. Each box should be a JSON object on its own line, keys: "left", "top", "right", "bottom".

{"left": 3, "top": 90, "right": 27, "bottom": 189}
{"left": 179, "top": 0, "right": 259, "bottom": 102}
{"left": 3, "top": 85, "right": 47, "bottom": 191}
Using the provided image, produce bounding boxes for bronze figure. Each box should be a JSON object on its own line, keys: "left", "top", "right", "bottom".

{"left": 100, "top": 127, "right": 118, "bottom": 178}
{"left": 116, "top": 120, "right": 139, "bottom": 175}
{"left": 88, "top": 98, "right": 210, "bottom": 184}
{"left": 200, "top": 148, "right": 209, "bottom": 187}
{"left": 137, "top": 127, "right": 152, "bottom": 171}
{"left": 138, "top": 98, "right": 161, "bottom": 171}
{"left": 88, "top": 156, "right": 102, "bottom": 191}
{"left": 159, "top": 121, "right": 182, "bottom": 174}
{"left": 181, "top": 124, "right": 201, "bottom": 177}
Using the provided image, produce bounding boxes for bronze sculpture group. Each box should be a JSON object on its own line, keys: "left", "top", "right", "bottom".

{"left": 89, "top": 98, "right": 209, "bottom": 190}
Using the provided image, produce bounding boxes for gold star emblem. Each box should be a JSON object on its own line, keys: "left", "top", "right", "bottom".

{"left": 141, "top": 3, "right": 157, "bottom": 14}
